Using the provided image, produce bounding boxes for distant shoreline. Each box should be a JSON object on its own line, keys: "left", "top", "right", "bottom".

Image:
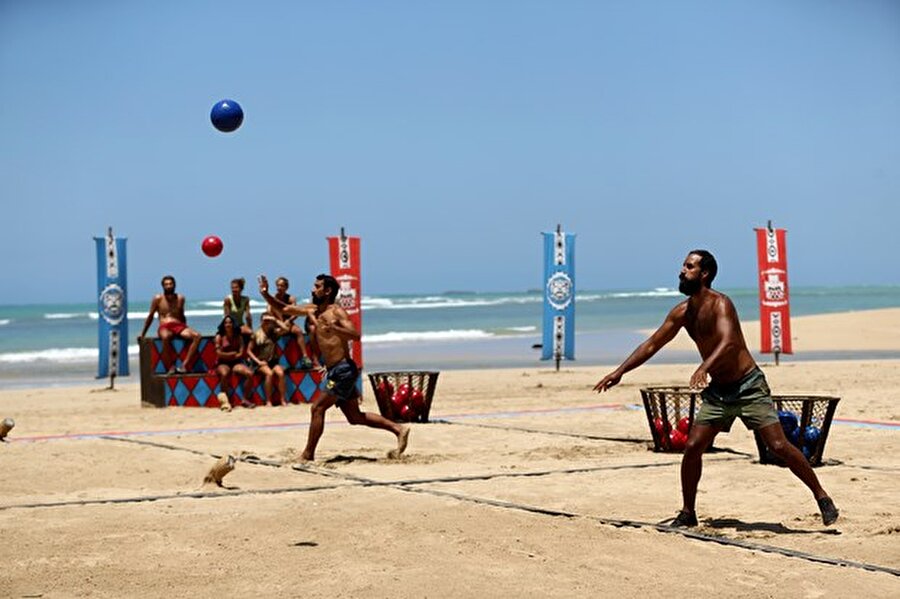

{"left": 643, "top": 307, "right": 900, "bottom": 353}
{"left": 2, "top": 307, "right": 899, "bottom": 390}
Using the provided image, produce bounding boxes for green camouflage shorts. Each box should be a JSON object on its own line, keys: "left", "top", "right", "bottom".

{"left": 696, "top": 367, "right": 779, "bottom": 432}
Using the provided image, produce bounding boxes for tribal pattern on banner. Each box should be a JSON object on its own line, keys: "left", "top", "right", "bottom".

{"left": 327, "top": 234, "right": 363, "bottom": 367}
{"left": 94, "top": 230, "right": 130, "bottom": 377}
{"left": 755, "top": 227, "right": 793, "bottom": 354}
{"left": 541, "top": 230, "right": 575, "bottom": 361}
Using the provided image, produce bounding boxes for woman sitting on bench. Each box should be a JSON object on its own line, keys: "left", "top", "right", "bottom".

{"left": 214, "top": 316, "right": 254, "bottom": 410}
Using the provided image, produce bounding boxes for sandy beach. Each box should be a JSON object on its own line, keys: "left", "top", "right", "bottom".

{"left": 1, "top": 309, "right": 899, "bottom": 598}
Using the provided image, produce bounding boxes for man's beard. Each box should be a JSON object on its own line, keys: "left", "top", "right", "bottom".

{"left": 678, "top": 277, "right": 701, "bottom": 296}
{"left": 311, "top": 293, "right": 324, "bottom": 306}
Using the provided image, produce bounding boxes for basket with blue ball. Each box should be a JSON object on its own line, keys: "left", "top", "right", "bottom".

{"left": 754, "top": 395, "right": 840, "bottom": 467}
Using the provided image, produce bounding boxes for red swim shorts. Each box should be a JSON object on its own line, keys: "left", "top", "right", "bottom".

{"left": 158, "top": 321, "right": 188, "bottom": 336}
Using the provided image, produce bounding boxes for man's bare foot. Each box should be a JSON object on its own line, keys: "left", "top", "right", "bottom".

{"left": 299, "top": 451, "right": 314, "bottom": 462}
{"left": 818, "top": 496, "right": 839, "bottom": 526}
{"left": 387, "top": 425, "right": 410, "bottom": 459}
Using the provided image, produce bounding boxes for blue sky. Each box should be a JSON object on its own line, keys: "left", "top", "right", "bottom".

{"left": 2, "top": 1, "right": 899, "bottom": 303}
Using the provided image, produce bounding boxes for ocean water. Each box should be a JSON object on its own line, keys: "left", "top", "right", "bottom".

{"left": 0, "top": 286, "right": 898, "bottom": 388}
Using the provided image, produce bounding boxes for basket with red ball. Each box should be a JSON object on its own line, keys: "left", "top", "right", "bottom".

{"left": 640, "top": 387, "right": 712, "bottom": 453}
{"left": 368, "top": 371, "right": 440, "bottom": 423}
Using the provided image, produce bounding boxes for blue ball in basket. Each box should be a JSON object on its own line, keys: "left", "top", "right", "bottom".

{"left": 803, "top": 425, "right": 821, "bottom": 447}
{"left": 778, "top": 410, "right": 798, "bottom": 433}
{"left": 802, "top": 446, "right": 813, "bottom": 460}
{"left": 788, "top": 427, "right": 801, "bottom": 446}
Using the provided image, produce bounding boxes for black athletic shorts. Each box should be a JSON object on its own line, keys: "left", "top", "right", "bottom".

{"left": 324, "top": 359, "right": 359, "bottom": 403}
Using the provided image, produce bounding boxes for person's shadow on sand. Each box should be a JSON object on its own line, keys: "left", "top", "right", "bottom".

{"left": 704, "top": 517, "right": 841, "bottom": 535}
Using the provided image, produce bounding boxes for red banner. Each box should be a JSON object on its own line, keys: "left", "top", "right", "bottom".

{"left": 754, "top": 227, "right": 792, "bottom": 354}
{"left": 327, "top": 234, "right": 363, "bottom": 367}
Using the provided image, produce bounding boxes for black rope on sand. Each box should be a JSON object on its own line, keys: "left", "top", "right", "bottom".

{"left": 98, "top": 435, "right": 214, "bottom": 457}
{"left": 0, "top": 482, "right": 355, "bottom": 511}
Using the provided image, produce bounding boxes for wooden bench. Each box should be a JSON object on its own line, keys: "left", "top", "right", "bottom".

{"left": 138, "top": 335, "right": 325, "bottom": 408}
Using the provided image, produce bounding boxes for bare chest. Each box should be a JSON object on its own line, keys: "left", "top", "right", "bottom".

{"left": 684, "top": 305, "right": 718, "bottom": 341}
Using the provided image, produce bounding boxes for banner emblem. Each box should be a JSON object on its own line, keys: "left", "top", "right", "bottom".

{"left": 336, "top": 277, "right": 357, "bottom": 311}
{"left": 100, "top": 283, "right": 126, "bottom": 325}
{"left": 546, "top": 272, "right": 573, "bottom": 310}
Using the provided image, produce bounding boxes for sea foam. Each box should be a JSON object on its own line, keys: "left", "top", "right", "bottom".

{"left": 0, "top": 345, "right": 140, "bottom": 364}
{"left": 364, "top": 329, "right": 494, "bottom": 344}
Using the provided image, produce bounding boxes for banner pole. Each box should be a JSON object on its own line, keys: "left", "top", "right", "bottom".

{"left": 555, "top": 224, "right": 562, "bottom": 372}
{"left": 766, "top": 219, "right": 780, "bottom": 367}
{"left": 107, "top": 227, "right": 116, "bottom": 390}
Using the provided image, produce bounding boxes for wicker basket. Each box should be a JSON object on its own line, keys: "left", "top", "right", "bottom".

{"left": 640, "top": 387, "right": 708, "bottom": 453}
{"left": 368, "top": 371, "right": 440, "bottom": 423}
{"left": 754, "top": 395, "right": 840, "bottom": 467}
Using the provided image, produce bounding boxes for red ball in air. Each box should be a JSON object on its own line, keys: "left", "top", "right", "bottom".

{"left": 201, "top": 235, "right": 223, "bottom": 257}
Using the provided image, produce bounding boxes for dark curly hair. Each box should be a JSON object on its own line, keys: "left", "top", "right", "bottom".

{"left": 217, "top": 315, "right": 238, "bottom": 337}
{"left": 689, "top": 249, "right": 718, "bottom": 287}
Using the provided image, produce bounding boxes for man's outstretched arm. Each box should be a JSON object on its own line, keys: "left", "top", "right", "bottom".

{"left": 258, "top": 275, "right": 315, "bottom": 317}
{"left": 594, "top": 303, "right": 686, "bottom": 392}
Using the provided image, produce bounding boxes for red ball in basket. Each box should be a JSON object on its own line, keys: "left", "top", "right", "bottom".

{"left": 396, "top": 383, "right": 411, "bottom": 402}
{"left": 376, "top": 379, "right": 394, "bottom": 402}
{"left": 201, "top": 235, "right": 223, "bottom": 257}
{"left": 676, "top": 417, "right": 691, "bottom": 435}
{"left": 390, "top": 390, "right": 408, "bottom": 413}
{"left": 399, "top": 403, "right": 416, "bottom": 422}
{"left": 669, "top": 429, "right": 688, "bottom": 450}
{"left": 653, "top": 418, "right": 670, "bottom": 449}
{"left": 410, "top": 388, "right": 426, "bottom": 412}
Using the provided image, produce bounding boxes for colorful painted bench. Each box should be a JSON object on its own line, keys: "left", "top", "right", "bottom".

{"left": 138, "top": 335, "right": 326, "bottom": 408}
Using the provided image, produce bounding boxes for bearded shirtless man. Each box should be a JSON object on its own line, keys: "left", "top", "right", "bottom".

{"left": 138, "top": 275, "right": 201, "bottom": 374}
{"left": 594, "top": 251, "right": 838, "bottom": 527}
{"left": 259, "top": 274, "right": 409, "bottom": 461}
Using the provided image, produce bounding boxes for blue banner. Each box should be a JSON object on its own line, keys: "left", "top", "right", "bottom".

{"left": 94, "top": 230, "right": 129, "bottom": 378}
{"left": 542, "top": 230, "right": 575, "bottom": 361}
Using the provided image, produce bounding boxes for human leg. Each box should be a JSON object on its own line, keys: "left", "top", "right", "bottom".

{"left": 290, "top": 324, "right": 316, "bottom": 368}
{"left": 179, "top": 327, "right": 201, "bottom": 372}
{"left": 216, "top": 364, "right": 233, "bottom": 405}
{"left": 273, "top": 365, "right": 287, "bottom": 405}
{"left": 258, "top": 364, "right": 274, "bottom": 404}
{"left": 339, "top": 398, "right": 410, "bottom": 458}
{"left": 158, "top": 328, "right": 176, "bottom": 372}
{"left": 233, "top": 362, "right": 255, "bottom": 408}
{"left": 302, "top": 393, "right": 338, "bottom": 460}
{"left": 755, "top": 423, "right": 837, "bottom": 523}
{"left": 679, "top": 423, "right": 720, "bottom": 522}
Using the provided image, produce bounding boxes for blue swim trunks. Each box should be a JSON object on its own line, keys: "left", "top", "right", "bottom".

{"left": 324, "top": 359, "right": 359, "bottom": 403}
